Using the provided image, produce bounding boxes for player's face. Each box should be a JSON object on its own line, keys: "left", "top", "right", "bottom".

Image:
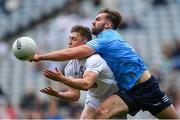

{"left": 68, "top": 32, "right": 85, "bottom": 48}
{"left": 92, "top": 13, "right": 109, "bottom": 35}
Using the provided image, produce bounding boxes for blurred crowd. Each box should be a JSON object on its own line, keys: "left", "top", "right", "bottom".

{"left": 0, "top": 85, "right": 83, "bottom": 119}
{"left": 160, "top": 38, "right": 180, "bottom": 114}
{"left": 0, "top": 0, "right": 20, "bottom": 15}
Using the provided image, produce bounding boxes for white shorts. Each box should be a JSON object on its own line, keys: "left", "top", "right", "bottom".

{"left": 85, "top": 83, "right": 119, "bottom": 109}
{"left": 85, "top": 95, "right": 101, "bottom": 109}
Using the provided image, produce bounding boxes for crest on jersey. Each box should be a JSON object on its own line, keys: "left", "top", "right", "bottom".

{"left": 79, "top": 65, "right": 86, "bottom": 77}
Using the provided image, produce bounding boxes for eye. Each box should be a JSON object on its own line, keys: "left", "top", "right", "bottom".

{"left": 72, "top": 37, "right": 78, "bottom": 42}
{"left": 72, "top": 39, "right": 76, "bottom": 42}
{"left": 96, "top": 17, "right": 101, "bottom": 21}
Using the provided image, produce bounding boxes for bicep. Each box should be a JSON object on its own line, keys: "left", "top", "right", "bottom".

{"left": 83, "top": 70, "right": 98, "bottom": 87}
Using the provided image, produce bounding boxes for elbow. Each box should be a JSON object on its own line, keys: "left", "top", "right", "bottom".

{"left": 82, "top": 88, "right": 88, "bottom": 91}
{"left": 73, "top": 96, "right": 80, "bottom": 101}
{"left": 81, "top": 80, "right": 93, "bottom": 91}
{"left": 71, "top": 95, "right": 80, "bottom": 101}
{"left": 82, "top": 85, "right": 91, "bottom": 91}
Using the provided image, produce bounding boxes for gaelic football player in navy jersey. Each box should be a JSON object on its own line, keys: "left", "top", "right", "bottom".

{"left": 30, "top": 9, "right": 178, "bottom": 119}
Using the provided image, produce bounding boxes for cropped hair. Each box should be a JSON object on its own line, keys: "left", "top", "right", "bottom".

{"left": 70, "top": 25, "right": 92, "bottom": 41}
{"left": 98, "top": 8, "right": 123, "bottom": 30}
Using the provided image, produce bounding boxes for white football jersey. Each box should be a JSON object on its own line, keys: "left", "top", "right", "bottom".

{"left": 65, "top": 54, "right": 118, "bottom": 109}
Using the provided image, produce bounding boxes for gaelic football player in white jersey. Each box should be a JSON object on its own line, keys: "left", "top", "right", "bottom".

{"left": 40, "top": 25, "right": 125, "bottom": 119}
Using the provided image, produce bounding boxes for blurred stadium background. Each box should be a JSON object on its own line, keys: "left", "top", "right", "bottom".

{"left": 0, "top": 0, "right": 180, "bottom": 119}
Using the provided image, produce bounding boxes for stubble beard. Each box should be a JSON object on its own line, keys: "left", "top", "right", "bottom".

{"left": 92, "top": 27, "right": 104, "bottom": 36}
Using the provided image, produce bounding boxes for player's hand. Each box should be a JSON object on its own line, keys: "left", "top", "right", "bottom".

{"left": 43, "top": 67, "right": 64, "bottom": 82}
{"left": 40, "top": 87, "right": 59, "bottom": 97}
{"left": 29, "top": 54, "right": 41, "bottom": 62}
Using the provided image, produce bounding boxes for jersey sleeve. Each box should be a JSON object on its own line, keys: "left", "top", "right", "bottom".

{"left": 86, "top": 38, "right": 105, "bottom": 53}
{"left": 85, "top": 54, "right": 105, "bottom": 75}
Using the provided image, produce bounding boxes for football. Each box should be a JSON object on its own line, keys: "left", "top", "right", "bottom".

{"left": 12, "top": 36, "right": 37, "bottom": 61}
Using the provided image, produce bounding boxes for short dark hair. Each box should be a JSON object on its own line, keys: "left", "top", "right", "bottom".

{"left": 70, "top": 25, "right": 92, "bottom": 41}
{"left": 98, "top": 8, "right": 123, "bottom": 30}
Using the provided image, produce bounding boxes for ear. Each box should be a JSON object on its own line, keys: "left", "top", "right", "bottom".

{"left": 105, "top": 22, "right": 113, "bottom": 29}
{"left": 84, "top": 40, "right": 88, "bottom": 44}
{"left": 83, "top": 38, "right": 88, "bottom": 44}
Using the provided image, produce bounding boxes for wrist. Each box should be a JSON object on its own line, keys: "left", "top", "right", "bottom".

{"left": 39, "top": 55, "right": 45, "bottom": 60}
{"left": 60, "top": 76, "right": 67, "bottom": 83}
{"left": 61, "top": 76, "right": 66, "bottom": 81}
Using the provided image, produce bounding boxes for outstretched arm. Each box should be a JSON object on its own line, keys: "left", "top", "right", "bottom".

{"left": 43, "top": 68, "right": 97, "bottom": 91}
{"left": 31, "top": 45, "right": 95, "bottom": 62}
{"left": 40, "top": 86, "right": 80, "bottom": 101}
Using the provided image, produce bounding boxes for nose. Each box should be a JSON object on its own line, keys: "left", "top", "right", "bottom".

{"left": 68, "top": 39, "right": 72, "bottom": 45}
{"left": 92, "top": 21, "right": 95, "bottom": 26}
{"left": 68, "top": 42, "right": 71, "bottom": 46}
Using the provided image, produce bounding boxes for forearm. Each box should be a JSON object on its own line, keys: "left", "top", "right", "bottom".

{"left": 61, "top": 77, "right": 91, "bottom": 91}
{"left": 39, "top": 45, "right": 94, "bottom": 61}
{"left": 39, "top": 48, "right": 77, "bottom": 61}
{"left": 57, "top": 91, "right": 78, "bottom": 101}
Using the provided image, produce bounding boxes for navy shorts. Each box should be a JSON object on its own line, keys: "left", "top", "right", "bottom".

{"left": 115, "top": 75, "right": 172, "bottom": 116}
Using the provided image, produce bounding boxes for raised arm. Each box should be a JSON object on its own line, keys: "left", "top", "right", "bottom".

{"left": 43, "top": 68, "right": 97, "bottom": 91}
{"left": 31, "top": 45, "right": 95, "bottom": 62}
{"left": 40, "top": 86, "right": 80, "bottom": 101}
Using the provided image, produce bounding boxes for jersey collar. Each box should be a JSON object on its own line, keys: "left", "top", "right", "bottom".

{"left": 97, "top": 29, "right": 114, "bottom": 38}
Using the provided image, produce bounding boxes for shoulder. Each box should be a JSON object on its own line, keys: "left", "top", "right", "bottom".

{"left": 84, "top": 54, "right": 105, "bottom": 74}
{"left": 86, "top": 37, "right": 106, "bottom": 46}
{"left": 85, "top": 54, "right": 107, "bottom": 68}
{"left": 87, "top": 54, "right": 104, "bottom": 62}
